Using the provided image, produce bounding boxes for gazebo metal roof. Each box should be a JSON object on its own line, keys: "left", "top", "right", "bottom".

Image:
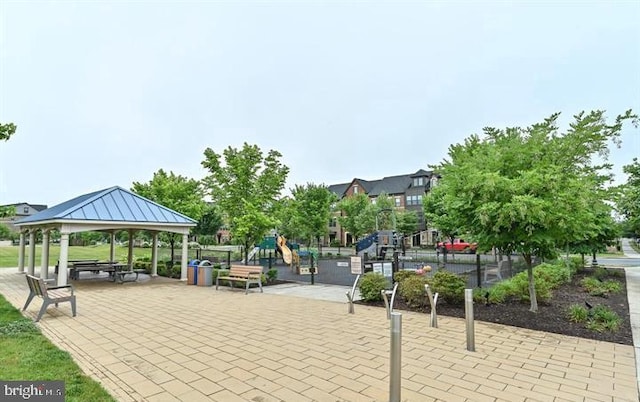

{"left": 16, "top": 186, "right": 196, "bottom": 226}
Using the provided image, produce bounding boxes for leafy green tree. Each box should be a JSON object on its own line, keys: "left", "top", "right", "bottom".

{"left": 195, "top": 205, "right": 224, "bottom": 239}
{"left": 132, "top": 169, "right": 206, "bottom": 262}
{"left": 396, "top": 209, "right": 419, "bottom": 255}
{"left": 0, "top": 205, "right": 16, "bottom": 218}
{"left": 0, "top": 223, "right": 12, "bottom": 240}
{"left": 289, "top": 183, "right": 337, "bottom": 247}
{"left": 430, "top": 110, "right": 637, "bottom": 312}
{"left": 360, "top": 193, "right": 396, "bottom": 234}
{"left": 0, "top": 123, "right": 16, "bottom": 141}
{"left": 617, "top": 158, "right": 640, "bottom": 237}
{"left": 335, "top": 192, "right": 370, "bottom": 243}
{"left": 423, "top": 189, "right": 463, "bottom": 251}
{"left": 273, "top": 197, "right": 303, "bottom": 242}
{"left": 201, "top": 143, "right": 289, "bottom": 263}
{"left": 567, "top": 202, "right": 620, "bottom": 266}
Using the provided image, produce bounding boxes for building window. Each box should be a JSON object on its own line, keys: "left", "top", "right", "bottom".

{"left": 413, "top": 177, "right": 424, "bottom": 187}
{"left": 329, "top": 218, "right": 337, "bottom": 227}
{"left": 395, "top": 196, "right": 401, "bottom": 207}
{"left": 23, "top": 207, "right": 29, "bottom": 214}
{"left": 405, "top": 195, "right": 424, "bottom": 206}
{"left": 353, "top": 185, "right": 359, "bottom": 194}
{"left": 371, "top": 197, "right": 376, "bottom": 205}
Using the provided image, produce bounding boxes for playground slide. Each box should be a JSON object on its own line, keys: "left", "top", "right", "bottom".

{"left": 244, "top": 246, "right": 261, "bottom": 264}
{"left": 276, "top": 235, "right": 293, "bottom": 265}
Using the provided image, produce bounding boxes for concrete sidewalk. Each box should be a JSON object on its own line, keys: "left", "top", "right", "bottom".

{"left": 1, "top": 268, "right": 637, "bottom": 402}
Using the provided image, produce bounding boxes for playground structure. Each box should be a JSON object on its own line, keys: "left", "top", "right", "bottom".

{"left": 356, "top": 230, "right": 400, "bottom": 260}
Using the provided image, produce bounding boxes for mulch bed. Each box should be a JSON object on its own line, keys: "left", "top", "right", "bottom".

{"left": 357, "top": 267, "right": 633, "bottom": 345}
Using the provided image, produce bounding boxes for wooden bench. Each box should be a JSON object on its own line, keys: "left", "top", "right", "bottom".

{"left": 216, "top": 265, "right": 263, "bottom": 294}
{"left": 22, "top": 275, "right": 77, "bottom": 322}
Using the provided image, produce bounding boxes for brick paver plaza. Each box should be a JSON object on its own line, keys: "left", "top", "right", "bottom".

{"left": 0, "top": 268, "right": 637, "bottom": 402}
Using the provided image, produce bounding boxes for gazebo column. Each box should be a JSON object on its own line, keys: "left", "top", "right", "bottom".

{"left": 127, "top": 229, "right": 134, "bottom": 269}
{"left": 40, "top": 229, "right": 50, "bottom": 279}
{"left": 57, "top": 233, "right": 70, "bottom": 286}
{"left": 110, "top": 231, "right": 116, "bottom": 262}
{"left": 151, "top": 232, "right": 158, "bottom": 277}
{"left": 27, "top": 229, "right": 37, "bottom": 276}
{"left": 181, "top": 233, "right": 188, "bottom": 280}
{"left": 18, "top": 231, "right": 26, "bottom": 273}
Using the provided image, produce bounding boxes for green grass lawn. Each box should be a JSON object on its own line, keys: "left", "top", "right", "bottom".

{"left": 0, "top": 245, "right": 178, "bottom": 268}
{"left": 0, "top": 295, "right": 116, "bottom": 401}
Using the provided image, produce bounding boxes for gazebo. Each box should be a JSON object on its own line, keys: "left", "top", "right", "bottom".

{"left": 14, "top": 186, "right": 198, "bottom": 286}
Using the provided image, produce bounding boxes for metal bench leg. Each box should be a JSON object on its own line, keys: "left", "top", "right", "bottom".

{"left": 36, "top": 301, "right": 50, "bottom": 322}
{"left": 245, "top": 281, "right": 250, "bottom": 295}
{"left": 258, "top": 280, "right": 263, "bottom": 293}
{"left": 215, "top": 277, "right": 219, "bottom": 290}
{"left": 22, "top": 292, "right": 35, "bottom": 311}
{"left": 71, "top": 297, "right": 77, "bottom": 317}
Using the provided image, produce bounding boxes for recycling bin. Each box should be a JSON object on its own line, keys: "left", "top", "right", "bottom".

{"left": 197, "top": 260, "right": 214, "bottom": 286}
{"left": 187, "top": 259, "right": 200, "bottom": 285}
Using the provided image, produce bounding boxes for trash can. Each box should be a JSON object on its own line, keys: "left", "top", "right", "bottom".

{"left": 187, "top": 259, "right": 200, "bottom": 285}
{"left": 197, "top": 260, "right": 214, "bottom": 286}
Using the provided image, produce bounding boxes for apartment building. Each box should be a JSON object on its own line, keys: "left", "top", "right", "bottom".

{"left": 327, "top": 169, "right": 438, "bottom": 247}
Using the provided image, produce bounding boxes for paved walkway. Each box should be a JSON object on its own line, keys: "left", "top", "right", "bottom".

{"left": 0, "top": 266, "right": 638, "bottom": 401}
{"left": 621, "top": 238, "right": 640, "bottom": 395}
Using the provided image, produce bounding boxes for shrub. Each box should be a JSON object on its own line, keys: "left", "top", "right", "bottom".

{"left": 359, "top": 273, "right": 388, "bottom": 302}
{"left": 567, "top": 304, "right": 589, "bottom": 323}
{"left": 398, "top": 275, "right": 428, "bottom": 308}
{"left": 487, "top": 285, "right": 510, "bottom": 304}
{"left": 586, "top": 305, "right": 621, "bottom": 332}
{"left": 430, "top": 270, "right": 466, "bottom": 305}
{"left": 267, "top": 268, "right": 278, "bottom": 282}
{"left": 330, "top": 239, "right": 341, "bottom": 247}
{"left": 509, "top": 272, "right": 553, "bottom": 303}
{"left": 580, "top": 277, "right": 622, "bottom": 297}
{"left": 535, "top": 262, "right": 572, "bottom": 289}
{"left": 394, "top": 270, "right": 417, "bottom": 284}
{"left": 593, "top": 267, "right": 609, "bottom": 281}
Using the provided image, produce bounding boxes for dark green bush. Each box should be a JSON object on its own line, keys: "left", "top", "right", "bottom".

{"left": 398, "top": 275, "right": 428, "bottom": 308}
{"left": 267, "top": 268, "right": 278, "bottom": 282}
{"left": 430, "top": 270, "right": 466, "bottom": 305}
{"left": 509, "top": 271, "right": 553, "bottom": 303}
{"left": 394, "top": 270, "right": 417, "bottom": 284}
{"left": 359, "top": 273, "right": 388, "bottom": 302}
{"left": 567, "top": 304, "right": 589, "bottom": 323}
{"left": 535, "top": 262, "right": 572, "bottom": 289}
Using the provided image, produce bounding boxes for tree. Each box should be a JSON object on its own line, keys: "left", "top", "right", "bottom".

{"left": 0, "top": 223, "right": 12, "bottom": 240}
{"left": 201, "top": 143, "right": 289, "bottom": 263}
{"left": 335, "top": 192, "right": 370, "bottom": 244}
{"left": 617, "top": 158, "right": 640, "bottom": 237}
{"left": 0, "top": 123, "right": 17, "bottom": 142}
{"left": 132, "top": 169, "right": 206, "bottom": 262}
{"left": 395, "top": 209, "right": 419, "bottom": 255}
{"left": 359, "top": 193, "right": 396, "bottom": 234}
{"left": 430, "top": 110, "right": 637, "bottom": 312}
{"left": 0, "top": 205, "right": 15, "bottom": 218}
{"left": 289, "top": 183, "right": 337, "bottom": 247}
{"left": 194, "top": 205, "right": 223, "bottom": 240}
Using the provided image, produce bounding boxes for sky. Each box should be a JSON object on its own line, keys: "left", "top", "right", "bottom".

{"left": 1, "top": 0, "right": 639, "bottom": 207}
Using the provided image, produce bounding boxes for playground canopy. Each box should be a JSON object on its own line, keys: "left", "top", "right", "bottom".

{"left": 13, "top": 186, "right": 197, "bottom": 286}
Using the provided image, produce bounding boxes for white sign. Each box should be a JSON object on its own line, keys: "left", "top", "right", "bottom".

{"left": 382, "top": 262, "right": 393, "bottom": 278}
{"left": 373, "top": 263, "right": 383, "bottom": 274}
{"left": 337, "top": 262, "right": 349, "bottom": 267}
{"left": 350, "top": 256, "right": 362, "bottom": 275}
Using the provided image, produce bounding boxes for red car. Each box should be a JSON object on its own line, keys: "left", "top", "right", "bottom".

{"left": 437, "top": 239, "right": 477, "bottom": 254}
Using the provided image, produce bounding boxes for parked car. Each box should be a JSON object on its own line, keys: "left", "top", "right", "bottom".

{"left": 436, "top": 239, "right": 478, "bottom": 254}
